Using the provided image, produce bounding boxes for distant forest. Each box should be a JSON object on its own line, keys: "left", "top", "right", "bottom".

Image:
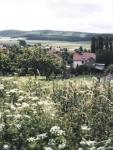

{"left": 0, "top": 30, "right": 113, "bottom": 42}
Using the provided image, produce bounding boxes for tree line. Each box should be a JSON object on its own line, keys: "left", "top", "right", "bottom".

{"left": 0, "top": 45, "right": 66, "bottom": 80}
{"left": 91, "top": 36, "right": 113, "bottom": 65}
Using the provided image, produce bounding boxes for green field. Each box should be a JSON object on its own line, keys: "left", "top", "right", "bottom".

{"left": 28, "top": 40, "right": 91, "bottom": 51}
{"left": 0, "top": 37, "right": 91, "bottom": 51}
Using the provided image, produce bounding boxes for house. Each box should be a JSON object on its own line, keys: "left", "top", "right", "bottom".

{"left": 73, "top": 51, "right": 96, "bottom": 68}
{"left": 94, "top": 63, "right": 105, "bottom": 71}
{"left": 0, "top": 44, "right": 7, "bottom": 50}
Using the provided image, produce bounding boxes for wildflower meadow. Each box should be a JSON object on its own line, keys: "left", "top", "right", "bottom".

{"left": 0, "top": 76, "right": 113, "bottom": 150}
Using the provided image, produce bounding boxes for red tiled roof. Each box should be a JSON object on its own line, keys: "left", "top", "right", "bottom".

{"left": 73, "top": 52, "right": 96, "bottom": 61}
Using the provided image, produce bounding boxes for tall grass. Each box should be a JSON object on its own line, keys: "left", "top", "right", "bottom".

{"left": 0, "top": 77, "right": 113, "bottom": 149}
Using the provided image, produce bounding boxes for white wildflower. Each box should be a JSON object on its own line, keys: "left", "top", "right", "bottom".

{"left": 9, "top": 88, "right": 18, "bottom": 93}
{"left": 24, "top": 115, "right": 30, "bottom": 119}
{"left": 38, "top": 101, "right": 45, "bottom": 105}
{"left": 4, "top": 103, "right": 10, "bottom": 106}
{"left": 10, "top": 105, "right": 16, "bottom": 111}
{"left": 21, "top": 102, "right": 29, "bottom": 108}
{"left": 87, "top": 140, "right": 96, "bottom": 146}
{"left": 0, "top": 113, "right": 2, "bottom": 119}
{"left": 80, "top": 139, "right": 96, "bottom": 146}
{"left": 16, "top": 124, "right": 21, "bottom": 129}
{"left": 32, "top": 97, "right": 38, "bottom": 101}
{"left": 97, "top": 147, "right": 105, "bottom": 150}
{"left": 32, "top": 103, "right": 37, "bottom": 107}
{"left": 18, "top": 96, "right": 24, "bottom": 102}
{"left": 15, "top": 103, "right": 21, "bottom": 107}
{"left": 33, "top": 110, "right": 37, "bottom": 114}
{"left": 58, "top": 143, "right": 66, "bottom": 149}
{"left": 44, "top": 147, "right": 53, "bottom": 150}
{"left": 48, "top": 139, "right": 56, "bottom": 146}
{"left": 6, "top": 91, "right": 10, "bottom": 95}
{"left": 80, "top": 140, "right": 86, "bottom": 145}
{"left": 0, "top": 124, "right": 5, "bottom": 132}
{"left": 0, "top": 84, "right": 4, "bottom": 90}
{"left": 50, "top": 126, "right": 65, "bottom": 136}
{"left": 6, "top": 115, "right": 14, "bottom": 118}
{"left": 4, "top": 110, "right": 10, "bottom": 114}
{"left": 14, "top": 114, "right": 21, "bottom": 119}
{"left": 81, "top": 125, "right": 90, "bottom": 131}
{"left": 92, "top": 77, "right": 98, "bottom": 82}
{"left": 36, "top": 133, "right": 47, "bottom": 140}
{"left": 18, "top": 90, "right": 24, "bottom": 94}
{"left": 105, "top": 138, "right": 111, "bottom": 145}
{"left": 89, "top": 147, "right": 96, "bottom": 150}
{"left": 3, "top": 144, "right": 9, "bottom": 149}
{"left": 78, "top": 148, "right": 83, "bottom": 150}
{"left": 27, "top": 137, "right": 36, "bottom": 142}
{"left": 13, "top": 81, "right": 18, "bottom": 84}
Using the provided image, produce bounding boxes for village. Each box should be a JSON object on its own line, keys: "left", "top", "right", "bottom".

{"left": 0, "top": 38, "right": 107, "bottom": 78}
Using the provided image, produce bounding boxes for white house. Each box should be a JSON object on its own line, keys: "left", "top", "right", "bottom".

{"left": 73, "top": 52, "right": 96, "bottom": 68}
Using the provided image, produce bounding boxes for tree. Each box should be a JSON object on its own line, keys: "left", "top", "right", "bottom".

{"left": 18, "top": 40, "right": 27, "bottom": 47}
{"left": 0, "top": 53, "right": 12, "bottom": 75}
{"left": 91, "top": 37, "right": 97, "bottom": 53}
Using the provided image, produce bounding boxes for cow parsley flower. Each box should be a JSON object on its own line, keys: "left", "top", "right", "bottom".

{"left": 16, "top": 124, "right": 21, "bottom": 129}
{"left": 18, "top": 96, "right": 24, "bottom": 102}
{"left": 27, "top": 137, "right": 36, "bottom": 142}
{"left": 3, "top": 144, "right": 9, "bottom": 149}
{"left": 81, "top": 125, "right": 90, "bottom": 131}
{"left": 9, "top": 88, "right": 18, "bottom": 93}
{"left": 0, "top": 124, "right": 5, "bottom": 132}
{"left": 58, "top": 143, "right": 66, "bottom": 149}
{"left": 50, "top": 126, "right": 65, "bottom": 136}
{"left": 32, "top": 97, "right": 39, "bottom": 101}
{"left": 10, "top": 105, "right": 16, "bottom": 111}
{"left": 14, "top": 114, "right": 21, "bottom": 119}
{"left": 36, "top": 133, "right": 47, "bottom": 140}
{"left": 22, "top": 102, "right": 29, "bottom": 108}
{"left": 44, "top": 147, "right": 53, "bottom": 150}
{"left": 48, "top": 139, "right": 56, "bottom": 146}
{"left": 0, "top": 84, "right": 4, "bottom": 90}
{"left": 97, "top": 147, "right": 105, "bottom": 150}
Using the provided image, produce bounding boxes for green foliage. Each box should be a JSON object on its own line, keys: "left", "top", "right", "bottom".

{"left": 105, "top": 64, "right": 113, "bottom": 74}
{"left": 18, "top": 40, "right": 27, "bottom": 47}
{"left": 0, "top": 46, "right": 64, "bottom": 79}
{"left": 0, "top": 53, "right": 12, "bottom": 75}
{"left": 1, "top": 77, "right": 113, "bottom": 149}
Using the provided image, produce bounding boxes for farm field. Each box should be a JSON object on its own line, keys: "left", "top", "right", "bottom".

{"left": 1, "top": 75, "right": 113, "bottom": 149}
{"left": 0, "top": 37, "right": 90, "bottom": 51}
{"left": 27, "top": 40, "right": 91, "bottom": 51}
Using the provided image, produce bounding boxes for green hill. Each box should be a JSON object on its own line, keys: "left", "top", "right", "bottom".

{"left": 0, "top": 30, "right": 112, "bottom": 42}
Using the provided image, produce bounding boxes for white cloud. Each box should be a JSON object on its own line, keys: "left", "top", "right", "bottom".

{"left": 0, "top": 0, "right": 112, "bottom": 33}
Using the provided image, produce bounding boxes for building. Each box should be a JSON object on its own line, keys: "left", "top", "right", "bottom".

{"left": 0, "top": 44, "right": 7, "bottom": 49}
{"left": 73, "top": 51, "right": 96, "bottom": 68}
{"left": 94, "top": 63, "right": 105, "bottom": 71}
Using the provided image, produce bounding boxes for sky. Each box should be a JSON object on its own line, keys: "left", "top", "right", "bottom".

{"left": 0, "top": 0, "right": 113, "bottom": 33}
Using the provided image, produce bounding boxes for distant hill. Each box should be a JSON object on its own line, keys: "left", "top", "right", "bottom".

{"left": 0, "top": 30, "right": 113, "bottom": 42}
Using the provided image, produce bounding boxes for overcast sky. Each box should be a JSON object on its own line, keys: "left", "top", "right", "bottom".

{"left": 0, "top": 0, "right": 113, "bottom": 33}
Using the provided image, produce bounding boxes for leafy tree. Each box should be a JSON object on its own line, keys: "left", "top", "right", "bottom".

{"left": 0, "top": 53, "right": 12, "bottom": 75}
{"left": 18, "top": 40, "right": 27, "bottom": 47}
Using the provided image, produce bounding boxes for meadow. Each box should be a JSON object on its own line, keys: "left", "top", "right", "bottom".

{"left": 0, "top": 37, "right": 90, "bottom": 51}
{"left": 0, "top": 75, "right": 113, "bottom": 150}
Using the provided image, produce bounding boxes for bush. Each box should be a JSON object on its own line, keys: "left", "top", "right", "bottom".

{"left": 105, "top": 64, "right": 113, "bottom": 74}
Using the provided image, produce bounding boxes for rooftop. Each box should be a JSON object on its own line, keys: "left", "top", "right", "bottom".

{"left": 73, "top": 52, "right": 96, "bottom": 61}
